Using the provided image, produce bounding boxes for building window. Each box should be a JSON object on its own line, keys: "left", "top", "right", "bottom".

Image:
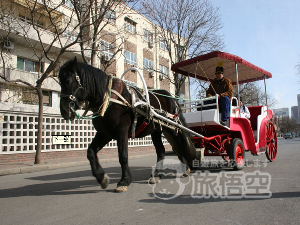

{"left": 52, "top": 61, "right": 62, "bottom": 77}
{"left": 143, "top": 58, "right": 153, "bottom": 72}
{"left": 124, "top": 18, "right": 136, "bottom": 34}
{"left": 22, "top": 89, "right": 38, "bottom": 105}
{"left": 176, "top": 43, "right": 185, "bottom": 56}
{"left": 143, "top": 29, "right": 153, "bottom": 43}
{"left": 124, "top": 50, "right": 137, "bottom": 66}
{"left": 17, "top": 57, "right": 44, "bottom": 74}
{"left": 22, "top": 89, "right": 52, "bottom": 106}
{"left": 159, "top": 65, "right": 169, "bottom": 77}
{"left": 62, "top": 30, "right": 78, "bottom": 41}
{"left": 42, "top": 90, "right": 52, "bottom": 106}
{"left": 100, "top": 40, "right": 115, "bottom": 59}
{"left": 19, "top": 14, "right": 43, "bottom": 28}
{"left": 159, "top": 39, "right": 168, "bottom": 50}
{"left": 104, "top": 9, "right": 116, "bottom": 24}
{"left": 65, "top": 0, "right": 73, "bottom": 8}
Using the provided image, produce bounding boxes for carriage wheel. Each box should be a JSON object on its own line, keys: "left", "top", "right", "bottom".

{"left": 230, "top": 138, "right": 245, "bottom": 170}
{"left": 265, "top": 121, "right": 277, "bottom": 162}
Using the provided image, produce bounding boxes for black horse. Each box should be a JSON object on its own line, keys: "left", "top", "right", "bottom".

{"left": 59, "top": 57, "right": 197, "bottom": 192}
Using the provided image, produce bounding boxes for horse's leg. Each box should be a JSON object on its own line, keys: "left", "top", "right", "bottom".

{"left": 87, "top": 132, "right": 111, "bottom": 189}
{"left": 149, "top": 131, "right": 165, "bottom": 184}
{"left": 114, "top": 134, "right": 132, "bottom": 192}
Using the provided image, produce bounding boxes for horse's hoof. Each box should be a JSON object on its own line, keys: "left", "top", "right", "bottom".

{"left": 114, "top": 186, "right": 128, "bottom": 192}
{"left": 149, "top": 177, "right": 160, "bottom": 184}
{"left": 181, "top": 168, "right": 191, "bottom": 177}
{"left": 100, "top": 174, "right": 110, "bottom": 189}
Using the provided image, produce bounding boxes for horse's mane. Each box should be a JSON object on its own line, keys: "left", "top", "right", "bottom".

{"left": 78, "top": 62, "right": 109, "bottom": 103}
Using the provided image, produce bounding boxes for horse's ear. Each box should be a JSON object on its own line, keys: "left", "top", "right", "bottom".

{"left": 71, "top": 57, "right": 77, "bottom": 70}
{"left": 73, "top": 57, "right": 77, "bottom": 64}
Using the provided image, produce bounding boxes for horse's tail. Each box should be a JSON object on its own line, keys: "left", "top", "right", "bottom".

{"left": 173, "top": 97, "right": 201, "bottom": 166}
{"left": 151, "top": 89, "right": 200, "bottom": 166}
{"left": 173, "top": 96, "right": 188, "bottom": 128}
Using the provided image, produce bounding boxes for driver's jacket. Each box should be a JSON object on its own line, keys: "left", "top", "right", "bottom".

{"left": 206, "top": 78, "right": 233, "bottom": 98}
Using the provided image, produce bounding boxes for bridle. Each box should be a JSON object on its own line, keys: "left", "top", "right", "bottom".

{"left": 60, "top": 72, "right": 87, "bottom": 113}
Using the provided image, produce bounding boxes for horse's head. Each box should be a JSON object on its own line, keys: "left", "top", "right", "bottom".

{"left": 59, "top": 57, "right": 88, "bottom": 121}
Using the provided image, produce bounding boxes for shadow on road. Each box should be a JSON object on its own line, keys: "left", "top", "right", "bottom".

{"left": 0, "top": 166, "right": 153, "bottom": 198}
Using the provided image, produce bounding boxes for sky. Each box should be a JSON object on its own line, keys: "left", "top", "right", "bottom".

{"left": 210, "top": 0, "right": 300, "bottom": 113}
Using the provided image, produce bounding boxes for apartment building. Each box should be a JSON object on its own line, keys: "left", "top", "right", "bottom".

{"left": 0, "top": 0, "right": 189, "bottom": 106}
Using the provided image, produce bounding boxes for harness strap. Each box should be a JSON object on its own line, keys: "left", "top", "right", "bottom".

{"left": 99, "top": 77, "right": 132, "bottom": 116}
{"left": 100, "top": 76, "right": 113, "bottom": 116}
{"left": 110, "top": 89, "right": 131, "bottom": 107}
{"left": 150, "top": 92, "right": 162, "bottom": 112}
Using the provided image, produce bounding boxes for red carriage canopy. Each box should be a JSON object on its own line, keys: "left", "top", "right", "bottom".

{"left": 171, "top": 51, "right": 272, "bottom": 85}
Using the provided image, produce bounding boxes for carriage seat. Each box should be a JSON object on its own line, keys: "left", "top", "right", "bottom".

{"left": 248, "top": 106, "right": 264, "bottom": 142}
{"left": 183, "top": 96, "right": 237, "bottom": 127}
{"left": 248, "top": 106, "right": 263, "bottom": 131}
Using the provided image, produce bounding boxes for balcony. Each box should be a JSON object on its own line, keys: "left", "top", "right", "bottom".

{"left": 0, "top": 67, "right": 60, "bottom": 91}
{"left": 0, "top": 0, "right": 82, "bottom": 56}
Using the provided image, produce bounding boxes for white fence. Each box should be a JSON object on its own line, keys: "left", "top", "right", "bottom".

{"left": 0, "top": 102, "right": 167, "bottom": 154}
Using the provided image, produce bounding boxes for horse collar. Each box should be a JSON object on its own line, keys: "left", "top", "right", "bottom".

{"left": 99, "top": 76, "right": 114, "bottom": 116}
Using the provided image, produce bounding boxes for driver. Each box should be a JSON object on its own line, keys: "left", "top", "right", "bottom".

{"left": 206, "top": 66, "right": 233, "bottom": 126}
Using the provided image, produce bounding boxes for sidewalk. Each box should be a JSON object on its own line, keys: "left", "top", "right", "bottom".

{"left": 0, "top": 147, "right": 169, "bottom": 176}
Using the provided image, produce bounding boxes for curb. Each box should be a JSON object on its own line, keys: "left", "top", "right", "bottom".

{"left": 0, "top": 153, "right": 156, "bottom": 176}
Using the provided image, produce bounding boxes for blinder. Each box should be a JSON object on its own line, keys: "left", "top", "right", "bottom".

{"left": 60, "top": 73, "right": 87, "bottom": 112}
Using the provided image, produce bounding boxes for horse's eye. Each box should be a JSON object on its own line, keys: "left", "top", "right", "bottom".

{"left": 65, "top": 77, "right": 72, "bottom": 84}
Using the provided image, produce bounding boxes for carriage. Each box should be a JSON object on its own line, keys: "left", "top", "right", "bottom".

{"left": 59, "top": 51, "right": 277, "bottom": 192}
{"left": 170, "top": 51, "right": 278, "bottom": 170}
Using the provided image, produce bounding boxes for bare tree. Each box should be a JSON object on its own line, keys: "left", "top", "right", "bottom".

{"left": 0, "top": 0, "right": 134, "bottom": 163}
{"left": 235, "top": 82, "right": 277, "bottom": 109}
{"left": 278, "top": 117, "right": 298, "bottom": 134}
{"left": 73, "top": 0, "right": 123, "bottom": 67}
{"left": 139, "top": 0, "right": 224, "bottom": 96}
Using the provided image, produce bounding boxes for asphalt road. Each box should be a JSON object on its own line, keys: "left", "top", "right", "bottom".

{"left": 0, "top": 138, "right": 299, "bottom": 225}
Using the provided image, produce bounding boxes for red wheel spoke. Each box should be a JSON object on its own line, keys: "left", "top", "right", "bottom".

{"left": 265, "top": 121, "right": 277, "bottom": 162}
{"left": 236, "top": 144, "right": 244, "bottom": 166}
